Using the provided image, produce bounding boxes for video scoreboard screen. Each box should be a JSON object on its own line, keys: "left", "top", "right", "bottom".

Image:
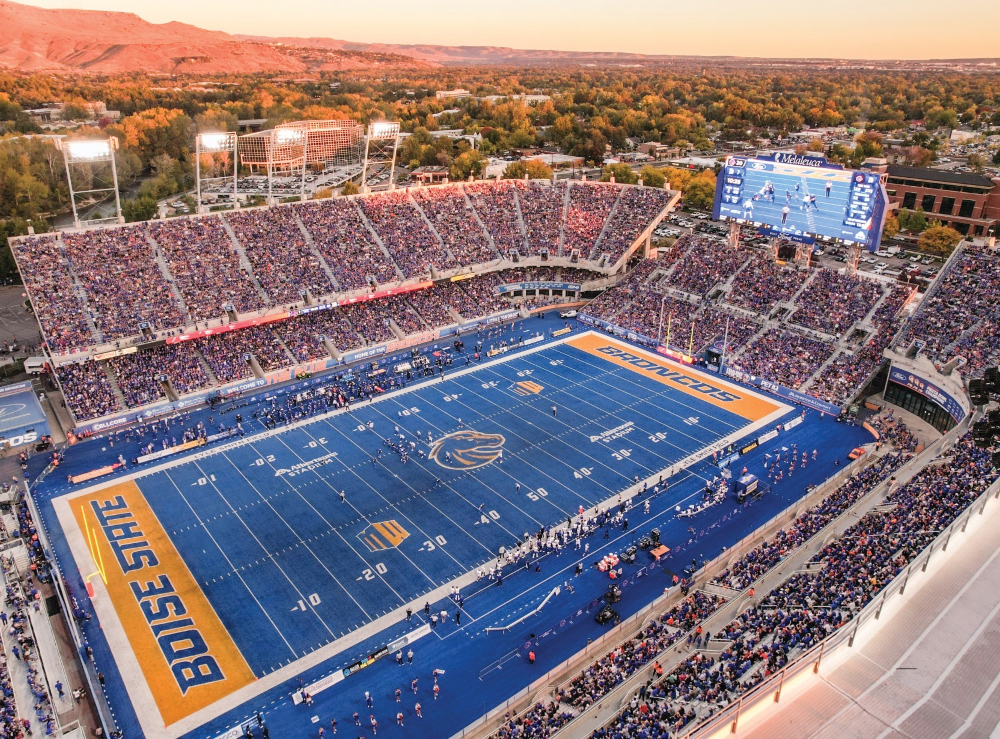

{"left": 713, "top": 152, "right": 889, "bottom": 251}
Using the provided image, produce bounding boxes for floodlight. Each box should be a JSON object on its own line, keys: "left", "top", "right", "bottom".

{"left": 368, "top": 122, "right": 400, "bottom": 140}
{"left": 65, "top": 139, "right": 113, "bottom": 161}
{"left": 57, "top": 137, "right": 122, "bottom": 226}
{"left": 198, "top": 132, "right": 235, "bottom": 152}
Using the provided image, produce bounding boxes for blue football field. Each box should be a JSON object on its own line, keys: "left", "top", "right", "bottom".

{"left": 34, "top": 326, "right": 875, "bottom": 739}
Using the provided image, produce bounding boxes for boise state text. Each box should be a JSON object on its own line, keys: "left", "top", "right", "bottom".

{"left": 91, "top": 496, "right": 227, "bottom": 694}
{"left": 595, "top": 346, "right": 742, "bottom": 403}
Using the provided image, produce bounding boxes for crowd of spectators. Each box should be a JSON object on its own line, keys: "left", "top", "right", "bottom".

{"left": 148, "top": 217, "right": 266, "bottom": 321}
{"left": 896, "top": 247, "right": 995, "bottom": 367}
{"left": 563, "top": 183, "right": 619, "bottom": 256}
{"left": 339, "top": 302, "right": 397, "bottom": 345}
{"left": 898, "top": 246, "right": 1000, "bottom": 379}
{"left": 62, "top": 226, "right": 184, "bottom": 341}
{"left": 55, "top": 360, "right": 121, "bottom": 421}
{"left": 793, "top": 270, "right": 884, "bottom": 336}
{"left": 453, "top": 272, "right": 521, "bottom": 318}
{"left": 809, "top": 286, "right": 913, "bottom": 404}
{"left": 517, "top": 181, "right": 566, "bottom": 255}
{"left": 108, "top": 343, "right": 210, "bottom": 407}
{"left": 865, "top": 410, "right": 918, "bottom": 452}
{"left": 196, "top": 325, "right": 291, "bottom": 384}
{"left": 11, "top": 236, "right": 94, "bottom": 353}
{"left": 595, "top": 432, "right": 996, "bottom": 738}
{"left": 274, "top": 310, "right": 363, "bottom": 361}
{"left": 583, "top": 260, "right": 660, "bottom": 324}
{"left": 296, "top": 199, "right": 399, "bottom": 291}
{"left": 668, "top": 236, "right": 750, "bottom": 297}
{"left": 465, "top": 181, "right": 529, "bottom": 255}
{"left": 733, "top": 329, "right": 835, "bottom": 389}
{"left": 413, "top": 186, "right": 499, "bottom": 266}
{"left": 225, "top": 208, "right": 333, "bottom": 305}
{"left": 726, "top": 254, "right": 810, "bottom": 315}
{"left": 360, "top": 191, "right": 451, "bottom": 277}
{"left": 712, "top": 449, "right": 908, "bottom": 590}
{"left": 406, "top": 289, "right": 456, "bottom": 328}
{"left": 591, "top": 187, "right": 674, "bottom": 262}
{"left": 562, "top": 592, "right": 724, "bottom": 710}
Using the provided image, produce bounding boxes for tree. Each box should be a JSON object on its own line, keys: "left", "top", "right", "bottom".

{"left": 683, "top": 172, "right": 717, "bottom": 210}
{"left": 503, "top": 160, "right": 553, "bottom": 180}
{"left": 122, "top": 196, "right": 158, "bottom": 223}
{"left": 967, "top": 153, "right": 986, "bottom": 172}
{"left": 600, "top": 163, "right": 638, "bottom": 185}
{"left": 993, "top": 149, "right": 1000, "bottom": 166}
{"left": 639, "top": 166, "right": 666, "bottom": 188}
{"left": 918, "top": 224, "right": 962, "bottom": 256}
{"left": 907, "top": 208, "right": 928, "bottom": 232}
{"left": 341, "top": 181, "right": 359, "bottom": 196}
{"left": 882, "top": 214, "right": 899, "bottom": 241}
{"left": 450, "top": 150, "right": 487, "bottom": 181}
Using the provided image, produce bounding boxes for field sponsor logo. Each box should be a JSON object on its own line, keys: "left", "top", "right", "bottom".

{"left": 72, "top": 481, "right": 253, "bottom": 725}
{"left": 589, "top": 421, "right": 636, "bottom": 443}
{"left": 429, "top": 430, "right": 506, "bottom": 470}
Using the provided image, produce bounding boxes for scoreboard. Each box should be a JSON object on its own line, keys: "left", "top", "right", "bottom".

{"left": 713, "top": 152, "right": 889, "bottom": 251}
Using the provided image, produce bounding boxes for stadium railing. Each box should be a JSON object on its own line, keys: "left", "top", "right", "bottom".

{"left": 680, "top": 418, "right": 992, "bottom": 738}
{"left": 572, "top": 411, "right": 975, "bottom": 739}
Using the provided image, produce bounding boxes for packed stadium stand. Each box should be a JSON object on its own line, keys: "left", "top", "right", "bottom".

{"left": 10, "top": 182, "right": 672, "bottom": 424}
{"left": 581, "top": 235, "right": 917, "bottom": 407}
{"left": 895, "top": 244, "right": 1000, "bottom": 379}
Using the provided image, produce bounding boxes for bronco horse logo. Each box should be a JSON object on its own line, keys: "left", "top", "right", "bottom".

{"left": 429, "top": 430, "right": 506, "bottom": 470}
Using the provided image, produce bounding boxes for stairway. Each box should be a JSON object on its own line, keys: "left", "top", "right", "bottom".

{"left": 507, "top": 184, "right": 532, "bottom": 253}
{"left": 100, "top": 360, "right": 130, "bottom": 411}
{"left": 556, "top": 181, "right": 571, "bottom": 256}
{"left": 590, "top": 187, "right": 624, "bottom": 261}
{"left": 461, "top": 185, "right": 502, "bottom": 259}
{"left": 353, "top": 201, "right": 406, "bottom": 281}
{"left": 145, "top": 232, "right": 191, "bottom": 321}
{"left": 292, "top": 211, "right": 341, "bottom": 292}
{"left": 54, "top": 236, "right": 104, "bottom": 345}
{"left": 408, "top": 192, "right": 453, "bottom": 262}
{"left": 219, "top": 216, "right": 272, "bottom": 305}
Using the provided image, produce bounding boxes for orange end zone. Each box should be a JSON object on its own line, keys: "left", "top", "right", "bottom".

{"left": 567, "top": 334, "right": 782, "bottom": 422}
{"left": 71, "top": 480, "right": 254, "bottom": 726}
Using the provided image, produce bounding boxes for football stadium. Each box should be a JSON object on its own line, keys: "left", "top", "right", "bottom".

{"left": 4, "top": 164, "right": 1000, "bottom": 739}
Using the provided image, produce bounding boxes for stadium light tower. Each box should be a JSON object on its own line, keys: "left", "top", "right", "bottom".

{"left": 195, "top": 132, "right": 238, "bottom": 213}
{"left": 56, "top": 137, "right": 123, "bottom": 229}
{"left": 362, "top": 121, "right": 401, "bottom": 192}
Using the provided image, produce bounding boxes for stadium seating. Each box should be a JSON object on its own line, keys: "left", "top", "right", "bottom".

{"left": 733, "top": 328, "right": 835, "bottom": 389}
{"left": 465, "top": 181, "right": 529, "bottom": 255}
{"left": 107, "top": 343, "right": 210, "bottom": 408}
{"left": 590, "top": 186, "right": 675, "bottom": 263}
{"left": 666, "top": 236, "right": 750, "bottom": 297}
{"left": 360, "top": 190, "right": 451, "bottom": 277}
{"left": 563, "top": 183, "right": 619, "bottom": 257}
{"left": 726, "top": 253, "right": 809, "bottom": 315}
{"left": 225, "top": 208, "right": 333, "bottom": 305}
{"left": 196, "top": 325, "right": 291, "bottom": 385}
{"left": 148, "top": 217, "right": 267, "bottom": 321}
{"left": 295, "top": 199, "right": 400, "bottom": 291}
{"left": 594, "top": 426, "right": 992, "bottom": 739}
{"left": 10, "top": 236, "right": 94, "bottom": 353}
{"left": 896, "top": 245, "right": 1000, "bottom": 378}
{"left": 413, "top": 186, "right": 498, "bottom": 266}
{"left": 62, "top": 226, "right": 185, "bottom": 341}
{"left": 55, "top": 360, "right": 121, "bottom": 421}
{"left": 517, "top": 181, "right": 567, "bottom": 255}
{"left": 791, "top": 270, "right": 884, "bottom": 335}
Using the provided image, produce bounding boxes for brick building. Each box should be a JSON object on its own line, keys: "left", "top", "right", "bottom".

{"left": 884, "top": 165, "right": 1000, "bottom": 237}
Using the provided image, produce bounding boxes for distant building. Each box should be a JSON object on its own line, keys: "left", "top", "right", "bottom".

{"left": 409, "top": 166, "right": 450, "bottom": 184}
{"left": 948, "top": 129, "right": 979, "bottom": 146}
{"left": 883, "top": 164, "right": 1000, "bottom": 236}
{"left": 435, "top": 89, "right": 472, "bottom": 101}
{"left": 521, "top": 153, "right": 584, "bottom": 169}
{"left": 638, "top": 142, "right": 680, "bottom": 160}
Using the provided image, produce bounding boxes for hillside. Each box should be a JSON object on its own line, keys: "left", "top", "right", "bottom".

{"left": 0, "top": 0, "right": 427, "bottom": 73}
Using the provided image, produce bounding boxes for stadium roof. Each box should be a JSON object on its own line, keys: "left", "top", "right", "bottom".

{"left": 886, "top": 164, "right": 996, "bottom": 188}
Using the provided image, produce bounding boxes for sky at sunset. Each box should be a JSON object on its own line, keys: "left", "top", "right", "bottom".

{"left": 15, "top": 0, "right": 1000, "bottom": 60}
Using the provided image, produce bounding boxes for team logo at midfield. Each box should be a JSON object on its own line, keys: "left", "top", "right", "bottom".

{"left": 429, "top": 430, "right": 506, "bottom": 470}
{"left": 358, "top": 520, "right": 409, "bottom": 552}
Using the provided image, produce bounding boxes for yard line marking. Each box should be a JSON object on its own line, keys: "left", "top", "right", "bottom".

{"left": 163, "top": 470, "right": 298, "bottom": 660}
